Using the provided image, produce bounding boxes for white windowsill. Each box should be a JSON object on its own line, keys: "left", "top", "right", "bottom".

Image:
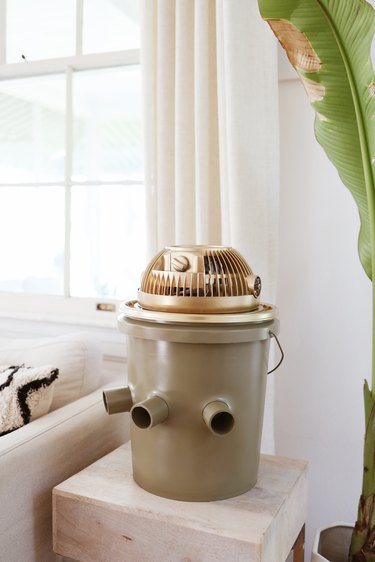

{"left": 0, "top": 292, "right": 121, "bottom": 330}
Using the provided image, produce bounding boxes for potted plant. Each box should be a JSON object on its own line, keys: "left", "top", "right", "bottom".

{"left": 257, "top": 0, "right": 375, "bottom": 560}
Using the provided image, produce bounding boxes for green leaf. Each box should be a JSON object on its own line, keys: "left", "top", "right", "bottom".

{"left": 258, "top": 0, "right": 375, "bottom": 280}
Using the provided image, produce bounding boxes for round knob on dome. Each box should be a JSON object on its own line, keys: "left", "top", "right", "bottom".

{"left": 247, "top": 275, "right": 262, "bottom": 298}
{"left": 172, "top": 255, "right": 190, "bottom": 272}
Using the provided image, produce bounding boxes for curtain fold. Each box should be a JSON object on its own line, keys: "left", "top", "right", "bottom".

{"left": 194, "top": 0, "right": 222, "bottom": 245}
{"left": 175, "top": 1, "right": 195, "bottom": 243}
{"left": 216, "top": 0, "right": 279, "bottom": 302}
{"left": 141, "top": 0, "right": 279, "bottom": 452}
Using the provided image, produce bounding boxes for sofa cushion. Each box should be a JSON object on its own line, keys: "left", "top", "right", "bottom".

{"left": 0, "top": 364, "right": 59, "bottom": 436}
{"left": 0, "top": 333, "right": 103, "bottom": 411}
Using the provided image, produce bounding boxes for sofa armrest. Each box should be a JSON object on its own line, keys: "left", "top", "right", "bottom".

{"left": 0, "top": 388, "right": 130, "bottom": 562}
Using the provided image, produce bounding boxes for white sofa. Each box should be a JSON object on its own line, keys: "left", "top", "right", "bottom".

{"left": 0, "top": 332, "right": 129, "bottom": 562}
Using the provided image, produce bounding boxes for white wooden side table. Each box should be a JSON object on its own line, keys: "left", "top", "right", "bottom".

{"left": 53, "top": 443, "right": 307, "bottom": 562}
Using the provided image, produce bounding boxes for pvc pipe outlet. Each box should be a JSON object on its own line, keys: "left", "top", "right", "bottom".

{"left": 202, "top": 401, "right": 235, "bottom": 435}
{"left": 102, "top": 386, "right": 133, "bottom": 415}
{"left": 131, "top": 396, "right": 169, "bottom": 429}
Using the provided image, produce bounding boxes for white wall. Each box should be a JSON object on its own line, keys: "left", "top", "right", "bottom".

{"left": 276, "top": 77, "right": 372, "bottom": 557}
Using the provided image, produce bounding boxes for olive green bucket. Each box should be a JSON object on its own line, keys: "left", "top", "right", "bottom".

{"left": 118, "top": 314, "right": 279, "bottom": 501}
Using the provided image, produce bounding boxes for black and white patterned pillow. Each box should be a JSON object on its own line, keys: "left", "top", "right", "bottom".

{"left": 0, "top": 365, "right": 59, "bottom": 436}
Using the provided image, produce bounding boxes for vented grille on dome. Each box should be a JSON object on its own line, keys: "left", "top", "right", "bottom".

{"left": 137, "top": 246, "right": 262, "bottom": 314}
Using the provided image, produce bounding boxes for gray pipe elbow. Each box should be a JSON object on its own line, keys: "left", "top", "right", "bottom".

{"left": 131, "top": 396, "right": 169, "bottom": 429}
{"left": 103, "top": 386, "right": 133, "bottom": 415}
{"left": 202, "top": 401, "right": 235, "bottom": 435}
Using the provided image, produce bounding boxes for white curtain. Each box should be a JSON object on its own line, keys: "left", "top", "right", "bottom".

{"left": 141, "top": 0, "right": 279, "bottom": 453}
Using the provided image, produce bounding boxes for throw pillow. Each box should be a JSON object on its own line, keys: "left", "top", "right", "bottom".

{"left": 0, "top": 365, "right": 59, "bottom": 436}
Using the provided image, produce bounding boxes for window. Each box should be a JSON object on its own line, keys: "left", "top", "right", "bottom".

{"left": 0, "top": 0, "right": 146, "bottom": 323}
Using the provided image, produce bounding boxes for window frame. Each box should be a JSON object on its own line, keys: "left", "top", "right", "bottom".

{"left": 0, "top": 0, "right": 143, "bottom": 328}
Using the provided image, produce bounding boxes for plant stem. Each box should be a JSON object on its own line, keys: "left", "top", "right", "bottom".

{"left": 372, "top": 267, "right": 375, "bottom": 398}
{"left": 350, "top": 384, "right": 375, "bottom": 560}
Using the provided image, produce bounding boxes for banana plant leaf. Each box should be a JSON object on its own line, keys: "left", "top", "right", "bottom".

{"left": 258, "top": 0, "right": 375, "bottom": 281}
{"left": 258, "top": 0, "right": 375, "bottom": 558}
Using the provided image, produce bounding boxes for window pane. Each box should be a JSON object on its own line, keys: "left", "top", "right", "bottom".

{"left": 72, "top": 66, "right": 143, "bottom": 182}
{"left": 7, "top": 0, "right": 76, "bottom": 62}
{"left": 70, "top": 185, "right": 146, "bottom": 299}
{"left": 0, "top": 75, "right": 65, "bottom": 182}
{"left": 83, "top": 0, "right": 140, "bottom": 53}
{"left": 0, "top": 187, "right": 65, "bottom": 294}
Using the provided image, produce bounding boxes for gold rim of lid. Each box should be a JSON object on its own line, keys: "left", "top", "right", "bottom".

{"left": 120, "top": 300, "right": 278, "bottom": 325}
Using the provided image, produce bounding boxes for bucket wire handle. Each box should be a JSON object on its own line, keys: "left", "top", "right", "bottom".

{"left": 267, "top": 331, "right": 284, "bottom": 374}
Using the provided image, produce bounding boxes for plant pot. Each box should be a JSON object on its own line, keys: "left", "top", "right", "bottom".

{"left": 311, "top": 524, "right": 353, "bottom": 562}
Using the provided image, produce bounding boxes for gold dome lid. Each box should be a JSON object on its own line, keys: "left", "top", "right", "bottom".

{"left": 136, "top": 245, "right": 262, "bottom": 314}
